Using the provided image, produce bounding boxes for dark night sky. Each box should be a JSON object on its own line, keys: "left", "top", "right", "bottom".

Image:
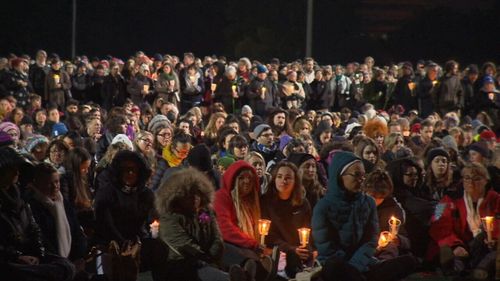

{"left": 2, "top": 0, "right": 499, "bottom": 65}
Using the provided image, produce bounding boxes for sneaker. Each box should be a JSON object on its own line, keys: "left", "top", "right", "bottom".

{"left": 230, "top": 264, "right": 246, "bottom": 281}
{"left": 243, "top": 259, "right": 257, "bottom": 281}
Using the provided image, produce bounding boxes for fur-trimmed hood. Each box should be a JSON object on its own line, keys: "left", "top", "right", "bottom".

{"left": 155, "top": 167, "right": 215, "bottom": 215}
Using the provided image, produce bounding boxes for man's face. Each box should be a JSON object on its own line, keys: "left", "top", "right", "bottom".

{"left": 421, "top": 126, "right": 434, "bottom": 142}
{"left": 468, "top": 73, "right": 478, "bottom": 83}
{"left": 66, "top": 105, "right": 78, "bottom": 114}
{"left": 273, "top": 113, "right": 286, "bottom": 128}
{"left": 179, "top": 122, "right": 190, "bottom": 135}
{"left": 258, "top": 72, "right": 267, "bottom": 80}
{"left": 183, "top": 56, "right": 194, "bottom": 66}
{"left": 257, "top": 129, "right": 274, "bottom": 147}
{"left": 304, "top": 61, "right": 314, "bottom": 72}
{"left": 427, "top": 67, "right": 438, "bottom": 80}
{"left": 269, "top": 71, "right": 278, "bottom": 81}
{"left": 52, "top": 62, "right": 61, "bottom": 71}
{"left": 48, "top": 109, "right": 60, "bottom": 123}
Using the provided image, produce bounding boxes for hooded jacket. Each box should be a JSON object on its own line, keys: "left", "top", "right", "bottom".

{"left": 214, "top": 161, "right": 260, "bottom": 249}
{"left": 155, "top": 168, "right": 223, "bottom": 263}
{"left": 94, "top": 151, "right": 154, "bottom": 244}
{"left": 312, "top": 151, "right": 378, "bottom": 272}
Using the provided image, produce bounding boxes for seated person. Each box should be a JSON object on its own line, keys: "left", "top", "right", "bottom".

{"left": 26, "top": 162, "right": 87, "bottom": 273}
{"left": 429, "top": 163, "right": 500, "bottom": 279}
{"left": 363, "top": 169, "right": 412, "bottom": 260}
{"left": 0, "top": 147, "right": 74, "bottom": 281}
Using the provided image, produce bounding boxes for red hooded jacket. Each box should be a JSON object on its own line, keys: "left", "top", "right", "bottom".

{"left": 428, "top": 189, "right": 500, "bottom": 258}
{"left": 214, "top": 160, "right": 260, "bottom": 249}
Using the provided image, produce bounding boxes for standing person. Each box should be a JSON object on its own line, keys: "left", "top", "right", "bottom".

{"left": 332, "top": 65, "right": 353, "bottom": 111}
{"left": 156, "top": 167, "right": 247, "bottom": 281}
{"left": 127, "top": 64, "right": 154, "bottom": 106}
{"left": 45, "top": 57, "right": 71, "bottom": 110}
{"left": 280, "top": 70, "right": 305, "bottom": 109}
{"left": 363, "top": 69, "right": 388, "bottom": 110}
{"left": 433, "top": 60, "right": 464, "bottom": 117}
{"left": 245, "top": 65, "right": 276, "bottom": 117}
{"left": 312, "top": 151, "right": 415, "bottom": 281}
{"left": 102, "top": 61, "right": 127, "bottom": 108}
{"left": 4, "top": 58, "right": 32, "bottom": 109}
{"left": 461, "top": 65, "right": 479, "bottom": 118}
{"left": 155, "top": 62, "right": 180, "bottom": 107}
{"left": 416, "top": 62, "right": 439, "bottom": 118}
{"left": 392, "top": 62, "right": 416, "bottom": 112}
{"left": 215, "top": 66, "right": 240, "bottom": 114}
{"left": 0, "top": 147, "right": 75, "bottom": 281}
{"left": 261, "top": 161, "right": 314, "bottom": 279}
{"left": 71, "top": 63, "right": 90, "bottom": 102}
{"left": 94, "top": 150, "right": 169, "bottom": 281}
{"left": 29, "top": 50, "right": 49, "bottom": 97}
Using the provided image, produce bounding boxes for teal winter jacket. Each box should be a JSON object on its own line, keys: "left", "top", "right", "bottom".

{"left": 312, "top": 151, "right": 379, "bottom": 272}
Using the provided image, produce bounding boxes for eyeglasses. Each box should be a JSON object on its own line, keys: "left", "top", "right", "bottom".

{"left": 463, "top": 176, "right": 483, "bottom": 182}
{"left": 395, "top": 140, "right": 404, "bottom": 145}
{"left": 140, "top": 138, "right": 153, "bottom": 145}
{"left": 261, "top": 133, "right": 273, "bottom": 138}
{"left": 343, "top": 172, "right": 366, "bottom": 179}
{"left": 403, "top": 173, "right": 419, "bottom": 178}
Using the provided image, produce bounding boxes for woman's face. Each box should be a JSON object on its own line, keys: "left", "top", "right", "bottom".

{"left": 36, "top": 111, "right": 47, "bottom": 124}
{"left": 36, "top": 172, "right": 60, "bottom": 199}
{"left": 299, "top": 159, "right": 316, "bottom": 181}
{"left": 237, "top": 170, "right": 254, "bottom": 197}
{"left": 80, "top": 160, "right": 91, "bottom": 175}
{"left": 320, "top": 132, "right": 331, "bottom": 144}
{"left": 469, "top": 150, "right": 484, "bottom": 164}
{"left": 215, "top": 117, "right": 225, "bottom": 131}
{"left": 374, "top": 134, "right": 385, "bottom": 147}
{"left": 228, "top": 122, "right": 239, "bottom": 133}
{"left": 275, "top": 166, "right": 295, "bottom": 199}
{"left": 431, "top": 156, "right": 448, "bottom": 177}
{"left": 304, "top": 139, "right": 314, "bottom": 155}
{"left": 121, "top": 161, "right": 139, "bottom": 187}
{"left": 88, "top": 119, "right": 102, "bottom": 136}
{"left": 249, "top": 156, "right": 264, "bottom": 178}
{"left": 156, "top": 128, "right": 172, "bottom": 147}
{"left": 462, "top": 168, "right": 487, "bottom": 201}
{"left": 362, "top": 145, "right": 378, "bottom": 164}
{"left": 299, "top": 124, "right": 311, "bottom": 136}
{"left": 49, "top": 146, "right": 66, "bottom": 165}
{"left": 138, "top": 134, "right": 153, "bottom": 154}
{"left": 322, "top": 116, "right": 333, "bottom": 127}
{"left": 392, "top": 136, "right": 404, "bottom": 152}
{"left": 32, "top": 144, "right": 48, "bottom": 162}
{"left": 341, "top": 162, "right": 365, "bottom": 193}
{"left": 13, "top": 110, "right": 24, "bottom": 124}
{"left": 403, "top": 166, "right": 419, "bottom": 188}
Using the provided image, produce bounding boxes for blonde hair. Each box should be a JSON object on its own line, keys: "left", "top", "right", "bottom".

{"left": 231, "top": 168, "right": 261, "bottom": 240}
{"left": 204, "top": 112, "right": 227, "bottom": 140}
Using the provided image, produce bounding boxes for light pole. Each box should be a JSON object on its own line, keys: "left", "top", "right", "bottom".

{"left": 305, "top": 0, "right": 313, "bottom": 57}
{"left": 71, "top": 0, "right": 77, "bottom": 59}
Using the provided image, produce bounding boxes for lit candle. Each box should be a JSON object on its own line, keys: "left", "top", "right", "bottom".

{"left": 408, "top": 82, "right": 416, "bottom": 91}
{"left": 258, "top": 219, "right": 271, "bottom": 246}
{"left": 231, "top": 85, "right": 237, "bottom": 92}
{"left": 298, "top": 228, "right": 311, "bottom": 248}
{"left": 482, "top": 216, "right": 495, "bottom": 244}
{"left": 143, "top": 84, "right": 150, "bottom": 93}
{"left": 261, "top": 87, "right": 267, "bottom": 94}
{"left": 388, "top": 216, "right": 401, "bottom": 238}
{"left": 377, "top": 231, "right": 392, "bottom": 249}
{"left": 432, "top": 80, "right": 438, "bottom": 87}
{"left": 53, "top": 74, "right": 60, "bottom": 84}
{"left": 211, "top": 83, "right": 217, "bottom": 92}
{"left": 150, "top": 220, "right": 160, "bottom": 238}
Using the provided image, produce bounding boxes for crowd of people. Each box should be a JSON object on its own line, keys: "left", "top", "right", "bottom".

{"left": 0, "top": 50, "right": 499, "bottom": 281}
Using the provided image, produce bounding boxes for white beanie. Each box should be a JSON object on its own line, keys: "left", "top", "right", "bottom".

{"left": 111, "top": 134, "right": 134, "bottom": 151}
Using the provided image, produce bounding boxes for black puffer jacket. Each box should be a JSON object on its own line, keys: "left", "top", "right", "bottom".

{"left": 94, "top": 151, "right": 154, "bottom": 244}
{"left": 0, "top": 185, "right": 44, "bottom": 263}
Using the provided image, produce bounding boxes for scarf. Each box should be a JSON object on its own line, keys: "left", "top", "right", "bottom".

{"left": 464, "top": 192, "right": 483, "bottom": 237}
{"left": 33, "top": 190, "right": 72, "bottom": 257}
{"left": 256, "top": 142, "right": 278, "bottom": 155}
{"left": 162, "top": 144, "right": 183, "bottom": 167}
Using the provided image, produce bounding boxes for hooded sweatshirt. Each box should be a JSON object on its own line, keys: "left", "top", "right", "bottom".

{"left": 312, "top": 151, "right": 378, "bottom": 272}
{"left": 214, "top": 161, "right": 260, "bottom": 249}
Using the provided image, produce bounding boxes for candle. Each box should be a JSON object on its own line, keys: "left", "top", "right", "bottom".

{"left": 261, "top": 87, "right": 267, "bottom": 94}
{"left": 211, "top": 83, "right": 217, "bottom": 92}
{"left": 377, "top": 231, "right": 392, "bottom": 248}
{"left": 408, "top": 82, "right": 416, "bottom": 91}
{"left": 258, "top": 219, "right": 271, "bottom": 246}
{"left": 432, "top": 80, "right": 438, "bottom": 87}
{"left": 143, "top": 84, "right": 150, "bottom": 93}
{"left": 150, "top": 220, "right": 160, "bottom": 238}
{"left": 54, "top": 74, "right": 60, "bottom": 84}
{"left": 388, "top": 216, "right": 401, "bottom": 238}
{"left": 298, "top": 228, "right": 311, "bottom": 248}
{"left": 482, "top": 216, "right": 495, "bottom": 244}
{"left": 231, "top": 85, "right": 237, "bottom": 92}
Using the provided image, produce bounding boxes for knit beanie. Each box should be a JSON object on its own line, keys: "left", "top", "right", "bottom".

{"left": 51, "top": 122, "right": 68, "bottom": 137}
{"left": 217, "top": 156, "right": 235, "bottom": 170}
{"left": 426, "top": 147, "right": 450, "bottom": 166}
{"left": 287, "top": 153, "right": 315, "bottom": 168}
{"left": 187, "top": 144, "right": 212, "bottom": 172}
{"left": 253, "top": 124, "right": 271, "bottom": 139}
{"left": 147, "top": 114, "right": 171, "bottom": 133}
{"left": 25, "top": 135, "right": 49, "bottom": 153}
{"left": 441, "top": 135, "right": 458, "bottom": 153}
{"left": 0, "top": 122, "right": 20, "bottom": 137}
{"left": 111, "top": 134, "right": 134, "bottom": 151}
{"left": 469, "top": 142, "right": 491, "bottom": 159}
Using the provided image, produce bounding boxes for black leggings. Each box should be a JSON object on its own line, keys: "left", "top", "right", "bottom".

{"left": 321, "top": 255, "right": 417, "bottom": 281}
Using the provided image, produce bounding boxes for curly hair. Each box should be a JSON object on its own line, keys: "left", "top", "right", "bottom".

{"left": 363, "top": 119, "right": 388, "bottom": 140}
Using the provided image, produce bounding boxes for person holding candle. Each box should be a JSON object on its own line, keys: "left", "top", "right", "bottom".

{"left": 44, "top": 57, "right": 71, "bottom": 110}
{"left": 362, "top": 169, "right": 414, "bottom": 263}
{"left": 214, "top": 66, "right": 241, "bottom": 114}
{"left": 94, "top": 150, "right": 168, "bottom": 281}
{"left": 429, "top": 163, "right": 500, "bottom": 279}
{"left": 312, "top": 151, "right": 414, "bottom": 281}
{"left": 245, "top": 64, "right": 277, "bottom": 118}
{"left": 214, "top": 160, "right": 276, "bottom": 280}
{"left": 155, "top": 167, "right": 250, "bottom": 281}
{"left": 261, "top": 161, "right": 314, "bottom": 278}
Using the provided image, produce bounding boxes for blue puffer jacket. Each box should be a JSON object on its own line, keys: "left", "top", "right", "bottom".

{"left": 312, "top": 151, "right": 379, "bottom": 272}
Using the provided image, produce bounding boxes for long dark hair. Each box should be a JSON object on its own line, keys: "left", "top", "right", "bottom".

{"left": 265, "top": 161, "right": 304, "bottom": 206}
{"left": 64, "top": 147, "right": 91, "bottom": 209}
{"left": 110, "top": 150, "right": 152, "bottom": 188}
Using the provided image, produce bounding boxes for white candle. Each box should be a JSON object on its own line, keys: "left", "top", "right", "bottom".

{"left": 150, "top": 220, "right": 160, "bottom": 238}
{"left": 482, "top": 216, "right": 495, "bottom": 243}
{"left": 298, "top": 228, "right": 311, "bottom": 248}
{"left": 388, "top": 216, "right": 401, "bottom": 238}
{"left": 258, "top": 219, "right": 271, "bottom": 246}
